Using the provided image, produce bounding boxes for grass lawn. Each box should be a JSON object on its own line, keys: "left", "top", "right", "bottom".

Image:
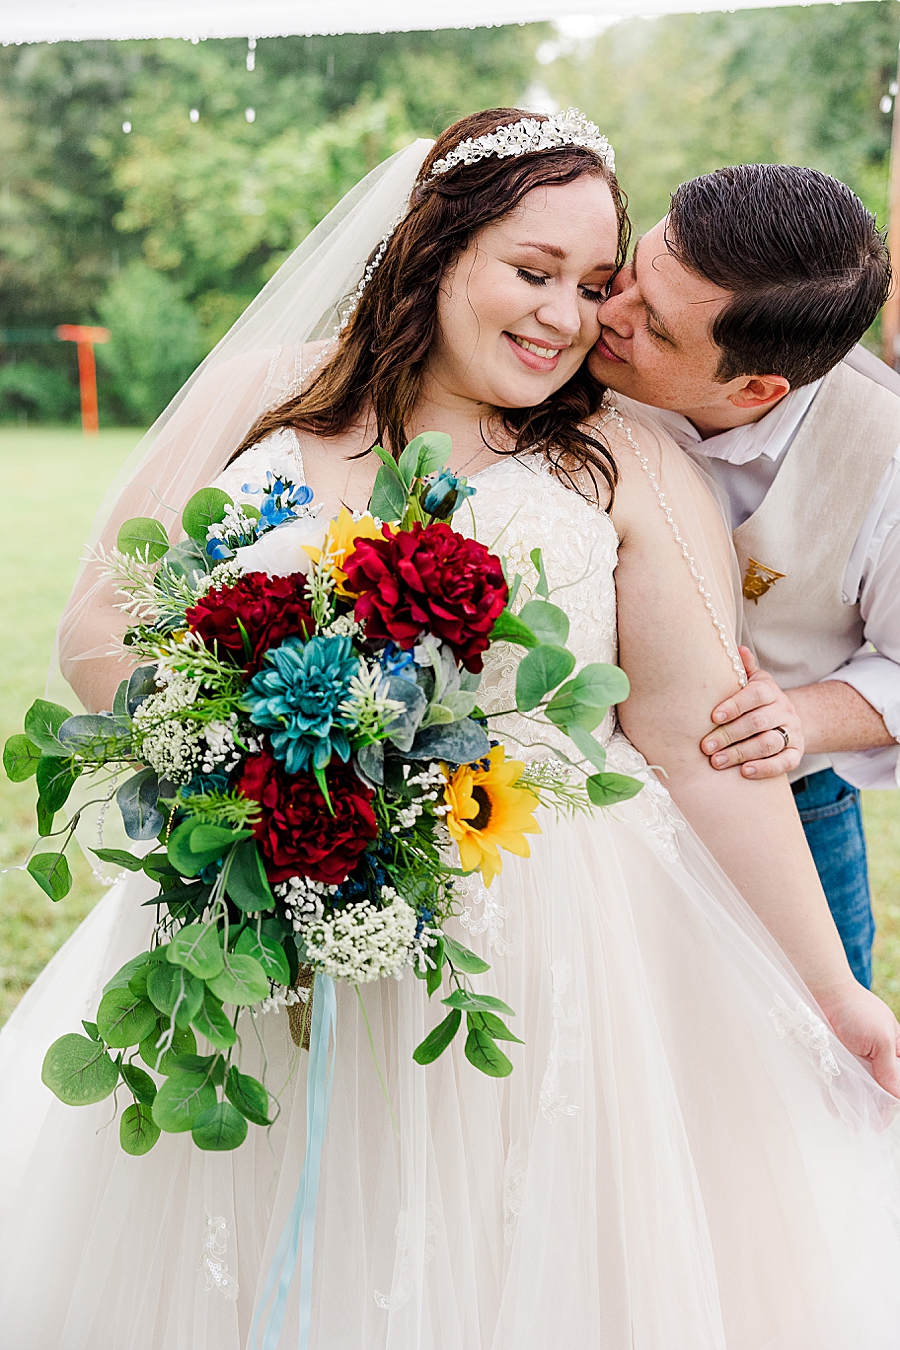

{"left": 0, "top": 426, "right": 898, "bottom": 1025}
{"left": 0, "top": 427, "right": 144, "bottom": 1023}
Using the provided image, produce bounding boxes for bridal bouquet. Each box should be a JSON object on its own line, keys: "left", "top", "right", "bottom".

{"left": 4, "top": 432, "right": 639, "bottom": 1157}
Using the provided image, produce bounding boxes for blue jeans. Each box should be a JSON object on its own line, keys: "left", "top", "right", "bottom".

{"left": 791, "top": 768, "right": 874, "bottom": 988}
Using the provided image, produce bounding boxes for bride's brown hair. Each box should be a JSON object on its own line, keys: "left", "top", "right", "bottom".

{"left": 232, "top": 108, "right": 630, "bottom": 500}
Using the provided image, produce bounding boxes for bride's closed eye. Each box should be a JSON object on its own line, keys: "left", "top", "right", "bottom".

{"left": 516, "top": 267, "right": 608, "bottom": 301}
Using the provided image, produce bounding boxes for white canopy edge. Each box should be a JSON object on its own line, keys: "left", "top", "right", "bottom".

{"left": 0, "top": 0, "right": 878, "bottom": 46}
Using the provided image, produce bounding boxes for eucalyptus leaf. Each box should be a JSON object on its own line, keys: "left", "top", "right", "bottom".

{"left": 369, "top": 464, "right": 407, "bottom": 523}
{"left": 160, "top": 537, "right": 210, "bottom": 584}
{"left": 120, "top": 1102, "right": 161, "bottom": 1155}
{"left": 407, "top": 718, "right": 490, "bottom": 766}
{"left": 192, "top": 1101, "right": 249, "bottom": 1151}
{"left": 82, "top": 1020, "right": 101, "bottom": 1042}
{"left": 225, "top": 1065, "right": 272, "bottom": 1126}
{"left": 168, "top": 820, "right": 251, "bottom": 876}
{"left": 443, "top": 936, "right": 490, "bottom": 975}
{"left": 35, "top": 755, "right": 81, "bottom": 812}
{"left": 464, "top": 1026, "right": 513, "bottom": 1077}
{"left": 102, "top": 951, "right": 151, "bottom": 996}
{"left": 565, "top": 723, "right": 608, "bottom": 772}
{"left": 182, "top": 487, "right": 233, "bottom": 544}
{"left": 225, "top": 838, "right": 274, "bottom": 913}
{"left": 139, "top": 1024, "right": 196, "bottom": 1074}
{"left": 96, "top": 987, "right": 158, "bottom": 1048}
{"left": 126, "top": 665, "right": 160, "bottom": 715}
{"left": 397, "top": 431, "right": 452, "bottom": 487}
{"left": 234, "top": 927, "right": 291, "bottom": 985}
{"left": 515, "top": 645, "right": 576, "bottom": 712}
{"left": 168, "top": 923, "right": 225, "bottom": 980}
{"left": 586, "top": 771, "right": 644, "bottom": 808}
{"left": 518, "top": 599, "right": 570, "bottom": 647}
{"left": 528, "top": 546, "right": 550, "bottom": 599}
{"left": 57, "top": 712, "right": 133, "bottom": 758}
{"left": 116, "top": 516, "right": 170, "bottom": 562}
{"left": 23, "top": 698, "right": 72, "bottom": 756}
{"left": 36, "top": 798, "right": 54, "bottom": 837}
{"left": 147, "top": 962, "right": 205, "bottom": 1026}
{"left": 441, "top": 989, "right": 515, "bottom": 1016}
{"left": 112, "top": 679, "right": 129, "bottom": 717}
{"left": 207, "top": 954, "right": 270, "bottom": 1007}
{"left": 41, "top": 1033, "right": 118, "bottom": 1105}
{"left": 120, "top": 1062, "right": 158, "bottom": 1107}
{"left": 152, "top": 1070, "right": 217, "bottom": 1133}
{"left": 3, "top": 733, "right": 41, "bottom": 782}
{"left": 91, "top": 847, "right": 144, "bottom": 872}
{"left": 412, "top": 1008, "right": 462, "bottom": 1065}
{"left": 117, "top": 767, "right": 165, "bottom": 841}
{"left": 28, "top": 851, "right": 72, "bottom": 901}
{"left": 191, "top": 990, "right": 237, "bottom": 1051}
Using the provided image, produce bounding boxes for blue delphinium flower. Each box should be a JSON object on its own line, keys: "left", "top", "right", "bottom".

{"left": 422, "top": 470, "right": 476, "bottom": 521}
{"left": 243, "top": 634, "right": 358, "bottom": 773}
{"left": 243, "top": 474, "right": 315, "bottom": 533}
{"left": 378, "top": 642, "right": 418, "bottom": 682}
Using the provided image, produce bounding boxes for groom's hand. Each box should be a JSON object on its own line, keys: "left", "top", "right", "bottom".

{"left": 701, "top": 647, "right": 804, "bottom": 778}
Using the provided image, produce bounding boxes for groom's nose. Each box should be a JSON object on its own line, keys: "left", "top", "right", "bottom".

{"left": 597, "top": 282, "right": 635, "bottom": 339}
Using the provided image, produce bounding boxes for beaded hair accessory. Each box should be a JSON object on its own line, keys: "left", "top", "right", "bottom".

{"left": 426, "top": 108, "right": 615, "bottom": 181}
{"left": 336, "top": 107, "right": 615, "bottom": 333}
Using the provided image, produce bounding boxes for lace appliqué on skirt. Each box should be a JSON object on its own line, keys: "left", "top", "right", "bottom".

{"left": 200, "top": 1214, "right": 239, "bottom": 1300}
{"left": 455, "top": 872, "right": 509, "bottom": 956}
{"left": 769, "top": 996, "right": 842, "bottom": 1085}
{"left": 373, "top": 1205, "right": 439, "bottom": 1311}
{"left": 605, "top": 734, "right": 685, "bottom": 864}
{"left": 503, "top": 1144, "right": 527, "bottom": 1247}
{"left": 539, "top": 960, "right": 583, "bottom": 1123}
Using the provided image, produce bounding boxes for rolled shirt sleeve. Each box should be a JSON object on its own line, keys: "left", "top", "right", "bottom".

{"left": 821, "top": 456, "right": 900, "bottom": 789}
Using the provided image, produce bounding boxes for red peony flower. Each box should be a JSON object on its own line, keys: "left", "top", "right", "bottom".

{"left": 185, "top": 572, "right": 314, "bottom": 675}
{"left": 343, "top": 522, "right": 508, "bottom": 674}
{"left": 237, "top": 750, "right": 379, "bottom": 886}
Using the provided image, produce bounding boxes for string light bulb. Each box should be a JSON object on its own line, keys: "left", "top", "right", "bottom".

{"left": 245, "top": 108, "right": 256, "bottom": 123}
{"left": 190, "top": 108, "right": 200, "bottom": 123}
{"left": 247, "top": 37, "right": 257, "bottom": 72}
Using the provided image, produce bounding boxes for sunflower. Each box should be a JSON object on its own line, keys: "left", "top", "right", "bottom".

{"left": 443, "top": 745, "right": 541, "bottom": 887}
{"left": 303, "top": 507, "right": 385, "bottom": 596}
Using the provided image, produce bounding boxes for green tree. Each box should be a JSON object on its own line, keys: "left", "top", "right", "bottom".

{"left": 97, "top": 260, "right": 203, "bottom": 424}
{"left": 545, "top": 3, "right": 899, "bottom": 237}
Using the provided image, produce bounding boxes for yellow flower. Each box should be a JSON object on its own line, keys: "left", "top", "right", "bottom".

{"left": 443, "top": 745, "right": 541, "bottom": 887}
{"left": 304, "top": 507, "right": 384, "bottom": 596}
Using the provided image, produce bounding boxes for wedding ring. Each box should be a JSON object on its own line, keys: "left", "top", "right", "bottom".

{"left": 774, "top": 725, "right": 790, "bottom": 752}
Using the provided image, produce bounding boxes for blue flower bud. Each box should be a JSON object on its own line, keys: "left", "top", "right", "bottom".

{"left": 422, "top": 470, "right": 476, "bottom": 520}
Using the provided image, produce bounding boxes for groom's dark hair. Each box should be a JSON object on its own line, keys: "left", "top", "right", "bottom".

{"left": 667, "top": 164, "right": 891, "bottom": 388}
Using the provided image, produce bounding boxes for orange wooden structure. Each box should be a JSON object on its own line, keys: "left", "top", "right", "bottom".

{"left": 56, "top": 324, "right": 110, "bottom": 434}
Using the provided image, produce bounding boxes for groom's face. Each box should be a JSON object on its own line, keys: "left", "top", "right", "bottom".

{"left": 589, "top": 217, "right": 737, "bottom": 417}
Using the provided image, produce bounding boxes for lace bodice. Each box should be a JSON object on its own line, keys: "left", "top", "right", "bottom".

{"left": 456, "top": 455, "right": 619, "bottom": 759}
{"left": 215, "top": 440, "right": 622, "bottom": 763}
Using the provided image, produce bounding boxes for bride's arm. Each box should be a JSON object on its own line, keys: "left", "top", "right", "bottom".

{"left": 608, "top": 423, "right": 900, "bottom": 1095}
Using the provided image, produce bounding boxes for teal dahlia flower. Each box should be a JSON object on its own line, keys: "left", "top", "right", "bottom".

{"left": 242, "top": 634, "right": 358, "bottom": 773}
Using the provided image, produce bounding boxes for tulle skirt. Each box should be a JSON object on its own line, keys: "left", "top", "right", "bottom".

{"left": 1, "top": 749, "right": 900, "bottom": 1350}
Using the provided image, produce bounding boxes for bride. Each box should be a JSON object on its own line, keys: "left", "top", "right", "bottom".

{"left": 1, "top": 108, "right": 900, "bottom": 1349}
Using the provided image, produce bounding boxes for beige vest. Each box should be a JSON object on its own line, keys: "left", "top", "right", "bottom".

{"left": 733, "top": 359, "right": 900, "bottom": 778}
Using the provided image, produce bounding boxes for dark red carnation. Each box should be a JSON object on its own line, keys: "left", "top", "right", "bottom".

{"left": 237, "top": 750, "right": 378, "bottom": 886}
{"left": 343, "top": 522, "right": 508, "bottom": 673}
{"left": 185, "top": 571, "right": 314, "bottom": 675}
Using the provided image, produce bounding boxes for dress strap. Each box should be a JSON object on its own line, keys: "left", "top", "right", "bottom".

{"left": 599, "top": 403, "right": 748, "bottom": 688}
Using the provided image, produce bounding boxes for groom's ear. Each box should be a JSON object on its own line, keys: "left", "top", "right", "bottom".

{"left": 727, "top": 373, "right": 791, "bottom": 412}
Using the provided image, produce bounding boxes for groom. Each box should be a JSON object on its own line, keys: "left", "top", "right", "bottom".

{"left": 591, "top": 163, "right": 900, "bottom": 989}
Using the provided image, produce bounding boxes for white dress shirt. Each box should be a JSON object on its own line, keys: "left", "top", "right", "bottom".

{"left": 623, "top": 349, "right": 900, "bottom": 789}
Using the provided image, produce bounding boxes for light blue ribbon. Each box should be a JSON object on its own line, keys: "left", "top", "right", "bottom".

{"left": 251, "top": 973, "right": 337, "bottom": 1350}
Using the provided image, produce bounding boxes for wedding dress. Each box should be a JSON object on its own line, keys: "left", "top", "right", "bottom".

{"left": 1, "top": 432, "right": 900, "bottom": 1350}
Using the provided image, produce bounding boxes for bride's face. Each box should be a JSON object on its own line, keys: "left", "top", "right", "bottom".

{"left": 427, "top": 175, "right": 619, "bottom": 410}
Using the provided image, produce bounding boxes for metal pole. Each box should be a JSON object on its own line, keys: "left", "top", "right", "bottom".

{"left": 883, "top": 31, "right": 900, "bottom": 370}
